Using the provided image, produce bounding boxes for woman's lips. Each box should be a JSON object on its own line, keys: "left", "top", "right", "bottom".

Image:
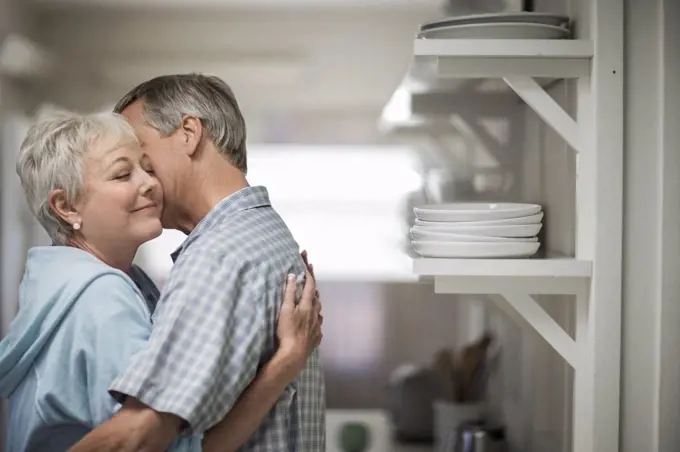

{"left": 133, "top": 203, "right": 159, "bottom": 212}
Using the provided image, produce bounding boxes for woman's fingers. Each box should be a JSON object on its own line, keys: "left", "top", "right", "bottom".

{"left": 314, "top": 327, "right": 323, "bottom": 348}
{"left": 298, "top": 267, "right": 316, "bottom": 311}
{"left": 301, "top": 250, "right": 315, "bottom": 278}
{"left": 278, "top": 263, "right": 323, "bottom": 357}
{"left": 279, "top": 274, "right": 297, "bottom": 317}
{"left": 312, "top": 297, "right": 323, "bottom": 348}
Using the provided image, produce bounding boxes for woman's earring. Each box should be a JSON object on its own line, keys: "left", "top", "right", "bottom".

{"left": 73, "top": 222, "right": 81, "bottom": 231}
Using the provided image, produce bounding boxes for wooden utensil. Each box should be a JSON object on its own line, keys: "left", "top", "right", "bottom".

{"left": 432, "top": 348, "right": 457, "bottom": 401}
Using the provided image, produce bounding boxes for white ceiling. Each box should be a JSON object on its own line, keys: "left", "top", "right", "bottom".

{"left": 34, "top": 4, "right": 445, "bottom": 142}
{"left": 32, "top": 0, "right": 441, "bottom": 10}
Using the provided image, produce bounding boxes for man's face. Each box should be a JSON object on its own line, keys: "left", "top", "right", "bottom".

{"left": 120, "top": 100, "right": 183, "bottom": 228}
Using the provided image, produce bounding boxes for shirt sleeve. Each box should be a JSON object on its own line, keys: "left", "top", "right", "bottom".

{"left": 109, "top": 245, "right": 267, "bottom": 433}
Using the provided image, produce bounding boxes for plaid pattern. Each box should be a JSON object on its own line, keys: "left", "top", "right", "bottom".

{"left": 110, "top": 186, "right": 326, "bottom": 451}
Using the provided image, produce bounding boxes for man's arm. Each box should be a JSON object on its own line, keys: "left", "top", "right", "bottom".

{"left": 68, "top": 399, "right": 182, "bottom": 452}
{"left": 70, "top": 348, "right": 307, "bottom": 452}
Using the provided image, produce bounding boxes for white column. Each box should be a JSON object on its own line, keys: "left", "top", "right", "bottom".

{"left": 574, "top": 0, "right": 624, "bottom": 451}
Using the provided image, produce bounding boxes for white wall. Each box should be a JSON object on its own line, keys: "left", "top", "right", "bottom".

{"left": 620, "top": 1, "right": 662, "bottom": 449}
{"left": 0, "top": 2, "right": 42, "bottom": 448}
{"left": 656, "top": 0, "right": 680, "bottom": 449}
{"left": 622, "top": 0, "right": 680, "bottom": 451}
{"left": 0, "top": 0, "right": 30, "bottom": 42}
{"left": 0, "top": 0, "right": 42, "bottom": 330}
{"left": 0, "top": 0, "right": 36, "bottom": 111}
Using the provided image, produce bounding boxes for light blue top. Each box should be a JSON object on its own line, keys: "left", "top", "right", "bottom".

{"left": 0, "top": 246, "right": 202, "bottom": 451}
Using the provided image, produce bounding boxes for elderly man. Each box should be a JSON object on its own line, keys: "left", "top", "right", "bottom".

{"left": 70, "top": 74, "right": 326, "bottom": 451}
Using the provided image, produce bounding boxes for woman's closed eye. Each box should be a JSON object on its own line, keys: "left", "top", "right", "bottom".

{"left": 114, "top": 172, "right": 131, "bottom": 181}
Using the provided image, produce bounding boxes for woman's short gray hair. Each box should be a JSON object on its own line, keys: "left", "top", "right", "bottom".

{"left": 16, "top": 112, "right": 139, "bottom": 244}
{"left": 113, "top": 73, "right": 248, "bottom": 172}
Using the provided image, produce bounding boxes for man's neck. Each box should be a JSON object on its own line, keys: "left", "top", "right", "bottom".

{"left": 173, "top": 161, "right": 249, "bottom": 235}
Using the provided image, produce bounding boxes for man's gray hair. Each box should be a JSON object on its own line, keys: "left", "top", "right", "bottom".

{"left": 17, "top": 112, "right": 139, "bottom": 244}
{"left": 113, "top": 73, "right": 248, "bottom": 172}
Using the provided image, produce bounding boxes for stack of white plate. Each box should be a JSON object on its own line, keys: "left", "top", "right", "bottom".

{"left": 411, "top": 203, "right": 543, "bottom": 258}
{"left": 417, "top": 12, "right": 571, "bottom": 40}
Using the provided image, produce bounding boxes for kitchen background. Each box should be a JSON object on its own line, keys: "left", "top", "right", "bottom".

{"left": 0, "top": 0, "right": 679, "bottom": 451}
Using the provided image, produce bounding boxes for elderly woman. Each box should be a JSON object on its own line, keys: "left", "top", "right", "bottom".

{"left": 0, "top": 112, "right": 322, "bottom": 452}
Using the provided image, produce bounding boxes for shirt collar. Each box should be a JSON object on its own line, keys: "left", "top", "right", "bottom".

{"left": 170, "top": 186, "right": 271, "bottom": 262}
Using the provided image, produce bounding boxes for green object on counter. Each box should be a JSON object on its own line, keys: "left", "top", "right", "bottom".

{"left": 339, "top": 422, "right": 370, "bottom": 452}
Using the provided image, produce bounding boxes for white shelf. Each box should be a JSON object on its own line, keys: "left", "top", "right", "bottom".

{"left": 380, "top": 39, "right": 593, "bottom": 134}
{"left": 414, "top": 256, "right": 591, "bottom": 278}
{"left": 414, "top": 38, "right": 594, "bottom": 58}
{"left": 414, "top": 256, "right": 591, "bottom": 295}
{"left": 414, "top": 38, "right": 593, "bottom": 78}
{"left": 380, "top": 3, "right": 623, "bottom": 448}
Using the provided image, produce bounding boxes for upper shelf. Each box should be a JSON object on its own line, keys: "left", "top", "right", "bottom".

{"left": 414, "top": 38, "right": 594, "bottom": 79}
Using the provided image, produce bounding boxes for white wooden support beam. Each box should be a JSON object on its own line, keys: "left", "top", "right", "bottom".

{"left": 493, "top": 292, "right": 579, "bottom": 370}
{"left": 573, "top": 0, "right": 624, "bottom": 450}
{"left": 503, "top": 76, "right": 581, "bottom": 153}
{"left": 572, "top": 281, "right": 592, "bottom": 452}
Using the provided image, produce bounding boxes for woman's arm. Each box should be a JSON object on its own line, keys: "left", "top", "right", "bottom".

{"left": 71, "top": 257, "right": 322, "bottom": 452}
{"left": 202, "top": 267, "right": 322, "bottom": 452}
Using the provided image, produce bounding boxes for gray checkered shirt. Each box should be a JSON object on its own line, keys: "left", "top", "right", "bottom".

{"left": 110, "top": 186, "right": 326, "bottom": 451}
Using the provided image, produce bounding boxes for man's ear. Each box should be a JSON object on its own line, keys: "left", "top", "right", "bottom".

{"left": 179, "top": 115, "right": 204, "bottom": 157}
{"left": 48, "top": 189, "right": 80, "bottom": 227}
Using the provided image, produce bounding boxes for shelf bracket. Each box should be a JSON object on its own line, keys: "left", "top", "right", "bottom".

{"left": 491, "top": 292, "right": 579, "bottom": 369}
{"left": 503, "top": 76, "right": 582, "bottom": 153}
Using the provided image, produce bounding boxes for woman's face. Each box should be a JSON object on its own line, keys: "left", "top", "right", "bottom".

{"left": 76, "top": 135, "right": 163, "bottom": 249}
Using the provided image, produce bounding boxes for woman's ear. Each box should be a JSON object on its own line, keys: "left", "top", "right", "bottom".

{"left": 48, "top": 189, "right": 80, "bottom": 228}
{"left": 179, "top": 115, "right": 204, "bottom": 157}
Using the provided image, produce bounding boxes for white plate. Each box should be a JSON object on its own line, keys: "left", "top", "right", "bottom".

{"left": 414, "top": 202, "right": 542, "bottom": 222}
{"left": 412, "top": 240, "right": 541, "bottom": 258}
{"left": 418, "top": 22, "right": 571, "bottom": 40}
{"left": 411, "top": 223, "right": 542, "bottom": 238}
{"left": 415, "top": 212, "right": 544, "bottom": 227}
{"left": 420, "top": 12, "right": 570, "bottom": 30}
{"left": 410, "top": 228, "right": 537, "bottom": 243}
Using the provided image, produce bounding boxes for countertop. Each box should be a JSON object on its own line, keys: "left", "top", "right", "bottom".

{"left": 326, "top": 409, "right": 433, "bottom": 452}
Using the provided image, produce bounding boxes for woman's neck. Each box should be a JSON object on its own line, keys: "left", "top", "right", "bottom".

{"left": 66, "top": 236, "right": 137, "bottom": 272}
